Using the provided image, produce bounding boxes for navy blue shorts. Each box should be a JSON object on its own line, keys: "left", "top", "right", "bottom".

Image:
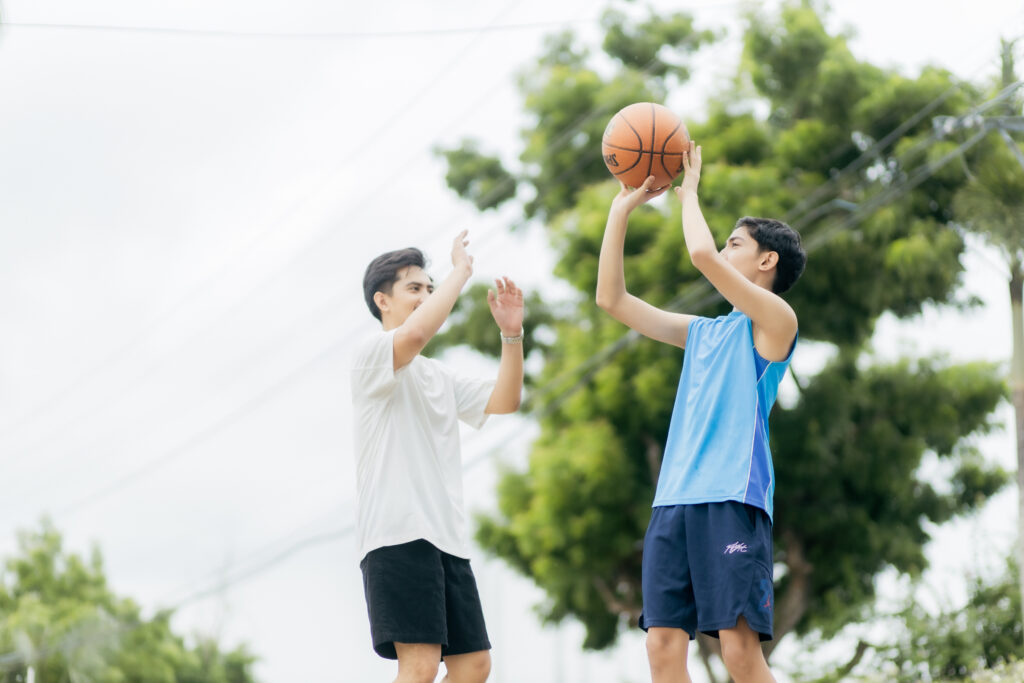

{"left": 639, "top": 501, "right": 774, "bottom": 641}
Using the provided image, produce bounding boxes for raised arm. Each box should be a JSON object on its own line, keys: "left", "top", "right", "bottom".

{"left": 674, "top": 142, "right": 797, "bottom": 361}
{"left": 484, "top": 277, "right": 525, "bottom": 414}
{"left": 393, "top": 230, "right": 473, "bottom": 370}
{"left": 596, "top": 177, "right": 695, "bottom": 349}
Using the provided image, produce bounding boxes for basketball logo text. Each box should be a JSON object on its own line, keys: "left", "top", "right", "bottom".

{"left": 604, "top": 153, "right": 619, "bottom": 167}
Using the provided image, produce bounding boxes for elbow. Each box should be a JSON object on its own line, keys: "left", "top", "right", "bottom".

{"left": 595, "top": 288, "right": 618, "bottom": 312}
{"left": 395, "top": 324, "right": 429, "bottom": 351}
{"left": 689, "top": 248, "right": 717, "bottom": 270}
{"left": 502, "top": 390, "right": 523, "bottom": 414}
{"left": 487, "top": 395, "right": 521, "bottom": 415}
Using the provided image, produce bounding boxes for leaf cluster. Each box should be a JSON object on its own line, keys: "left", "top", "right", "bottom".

{"left": 432, "top": 0, "right": 1013, "bottom": 656}
{"left": 0, "top": 521, "right": 257, "bottom": 683}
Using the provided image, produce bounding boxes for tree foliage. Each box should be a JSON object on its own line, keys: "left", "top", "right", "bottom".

{"left": 878, "top": 561, "right": 1023, "bottom": 682}
{"left": 0, "top": 521, "right": 257, "bottom": 683}
{"left": 434, "top": 0, "right": 1010, "bottom": 667}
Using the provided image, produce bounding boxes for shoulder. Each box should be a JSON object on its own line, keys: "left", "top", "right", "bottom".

{"left": 351, "top": 328, "right": 396, "bottom": 367}
{"left": 749, "top": 313, "right": 798, "bottom": 363}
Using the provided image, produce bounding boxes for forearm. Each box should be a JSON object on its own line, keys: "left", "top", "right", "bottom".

{"left": 679, "top": 188, "right": 717, "bottom": 264}
{"left": 596, "top": 207, "right": 630, "bottom": 310}
{"left": 485, "top": 340, "right": 524, "bottom": 414}
{"left": 401, "top": 264, "right": 471, "bottom": 343}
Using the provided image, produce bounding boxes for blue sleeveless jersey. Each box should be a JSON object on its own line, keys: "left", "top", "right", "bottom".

{"left": 652, "top": 310, "right": 795, "bottom": 522}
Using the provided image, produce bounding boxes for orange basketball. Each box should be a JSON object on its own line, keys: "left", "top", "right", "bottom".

{"left": 601, "top": 102, "right": 690, "bottom": 189}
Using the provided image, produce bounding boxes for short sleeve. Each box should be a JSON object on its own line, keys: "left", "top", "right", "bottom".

{"left": 452, "top": 373, "right": 496, "bottom": 430}
{"left": 351, "top": 329, "right": 397, "bottom": 400}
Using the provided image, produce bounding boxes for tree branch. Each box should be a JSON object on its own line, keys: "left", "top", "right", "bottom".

{"left": 833, "top": 639, "right": 872, "bottom": 679}
{"left": 765, "top": 530, "right": 814, "bottom": 659}
{"left": 592, "top": 576, "right": 641, "bottom": 622}
{"left": 697, "top": 633, "right": 727, "bottom": 683}
{"left": 643, "top": 434, "right": 662, "bottom": 486}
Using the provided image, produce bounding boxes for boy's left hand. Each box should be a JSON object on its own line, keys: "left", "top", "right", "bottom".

{"left": 487, "top": 276, "right": 524, "bottom": 336}
{"left": 611, "top": 176, "right": 670, "bottom": 214}
{"left": 675, "top": 140, "right": 702, "bottom": 199}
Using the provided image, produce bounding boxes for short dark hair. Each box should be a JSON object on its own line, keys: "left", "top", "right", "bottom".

{"left": 735, "top": 216, "right": 807, "bottom": 294}
{"left": 362, "top": 248, "right": 427, "bottom": 321}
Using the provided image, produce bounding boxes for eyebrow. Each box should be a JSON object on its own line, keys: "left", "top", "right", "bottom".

{"left": 406, "top": 280, "right": 434, "bottom": 290}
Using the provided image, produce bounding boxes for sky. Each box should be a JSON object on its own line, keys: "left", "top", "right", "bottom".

{"left": 0, "top": 1, "right": 1022, "bottom": 682}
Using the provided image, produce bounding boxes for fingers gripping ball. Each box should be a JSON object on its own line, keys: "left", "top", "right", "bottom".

{"left": 601, "top": 102, "right": 690, "bottom": 189}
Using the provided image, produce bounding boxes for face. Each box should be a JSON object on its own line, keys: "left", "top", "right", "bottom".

{"left": 376, "top": 266, "right": 434, "bottom": 328}
{"left": 720, "top": 225, "right": 777, "bottom": 285}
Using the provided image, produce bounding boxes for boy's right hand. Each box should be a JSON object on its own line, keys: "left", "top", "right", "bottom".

{"left": 451, "top": 229, "right": 474, "bottom": 275}
{"left": 610, "top": 176, "right": 670, "bottom": 214}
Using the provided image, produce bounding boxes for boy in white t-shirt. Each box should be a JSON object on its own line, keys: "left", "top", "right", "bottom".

{"left": 352, "top": 230, "right": 524, "bottom": 683}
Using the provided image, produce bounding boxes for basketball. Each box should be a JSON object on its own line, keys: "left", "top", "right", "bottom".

{"left": 601, "top": 102, "right": 690, "bottom": 190}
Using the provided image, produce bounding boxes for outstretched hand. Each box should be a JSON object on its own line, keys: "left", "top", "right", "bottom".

{"left": 674, "top": 140, "right": 702, "bottom": 199}
{"left": 451, "top": 229, "right": 473, "bottom": 273}
{"left": 610, "top": 175, "right": 670, "bottom": 214}
{"left": 487, "top": 276, "right": 524, "bottom": 336}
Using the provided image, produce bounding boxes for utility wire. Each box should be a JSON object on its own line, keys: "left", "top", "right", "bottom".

{"left": 3, "top": 36, "right": 655, "bottom": 482}
{"left": 36, "top": 59, "right": 1020, "bottom": 520}
{"left": 152, "top": 100, "right": 1017, "bottom": 601}
{"left": 8, "top": 18, "right": 1011, "bottom": 471}
{"left": 161, "top": 109, "right": 1000, "bottom": 600}
{"left": 0, "top": 0, "right": 527, "bottom": 444}
{"left": 0, "top": 72, "right": 1018, "bottom": 680}
{"left": 0, "top": 17, "right": 595, "bottom": 40}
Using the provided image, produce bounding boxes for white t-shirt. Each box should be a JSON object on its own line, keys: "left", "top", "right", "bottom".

{"left": 350, "top": 328, "right": 495, "bottom": 561}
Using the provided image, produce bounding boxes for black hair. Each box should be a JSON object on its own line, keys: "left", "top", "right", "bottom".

{"left": 735, "top": 216, "right": 807, "bottom": 294}
{"left": 362, "top": 247, "right": 427, "bottom": 321}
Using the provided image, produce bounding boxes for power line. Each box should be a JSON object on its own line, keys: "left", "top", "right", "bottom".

{"left": 39, "top": 57, "right": 1019, "bottom": 519}
{"left": 0, "top": 28, "right": 649, "bottom": 475}
{"left": 160, "top": 99, "right": 1018, "bottom": 598}
{"left": 9, "top": 14, "right": 1008, "bottom": 470}
{"left": 0, "top": 417, "right": 539, "bottom": 671}
{"left": 52, "top": 321, "right": 366, "bottom": 517}
{"left": 0, "top": 17, "right": 595, "bottom": 40}
{"left": 0, "top": 79, "right": 1016, "bottom": 678}
{"left": 3, "top": 0, "right": 1013, "bottom": 606}
{"left": 0, "top": 0, "right": 528, "bottom": 445}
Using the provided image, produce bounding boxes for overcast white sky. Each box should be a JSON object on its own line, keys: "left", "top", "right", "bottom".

{"left": 0, "top": 1, "right": 1022, "bottom": 682}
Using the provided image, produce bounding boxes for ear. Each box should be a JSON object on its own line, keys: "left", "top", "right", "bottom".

{"left": 758, "top": 250, "right": 779, "bottom": 272}
{"left": 373, "top": 291, "right": 389, "bottom": 313}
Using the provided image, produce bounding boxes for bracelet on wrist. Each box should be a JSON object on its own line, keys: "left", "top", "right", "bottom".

{"left": 500, "top": 328, "right": 524, "bottom": 344}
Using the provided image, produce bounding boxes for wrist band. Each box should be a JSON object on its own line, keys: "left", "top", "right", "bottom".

{"left": 500, "top": 328, "right": 524, "bottom": 344}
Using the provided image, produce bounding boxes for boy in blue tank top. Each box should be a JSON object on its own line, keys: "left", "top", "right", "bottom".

{"left": 596, "top": 140, "right": 806, "bottom": 683}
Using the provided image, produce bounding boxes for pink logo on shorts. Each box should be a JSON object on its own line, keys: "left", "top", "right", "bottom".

{"left": 724, "top": 542, "right": 748, "bottom": 554}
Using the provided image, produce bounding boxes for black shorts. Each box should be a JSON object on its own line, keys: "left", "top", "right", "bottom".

{"left": 639, "top": 501, "right": 774, "bottom": 641}
{"left": 359, "top": 539, "right": 491, "bottom": 660}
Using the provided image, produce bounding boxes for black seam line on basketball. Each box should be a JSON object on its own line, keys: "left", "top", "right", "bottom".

{"left": 659, "top": 120, "right": 684, "bottom": 176}
{"left": 609, "top": 143, "right": 646, "bottom": 173}
{"left": 660, "top": 121, "right": 682, "bottom": 154}
{"left": 602, "top": 141, "right": 684, "bottom": 153}
{"left": 613, "top": 154, "right": 645, "bottom": 174}
{"left": 619, "top": 113, "right": 644, "bottom": 148}
{"left": 643, "top": 103, "right": 654, "bottom": 180}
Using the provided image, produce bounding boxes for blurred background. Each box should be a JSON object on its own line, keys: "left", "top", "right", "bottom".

{"left": 0, "top": 1, "right": 1022, "bottom": 681}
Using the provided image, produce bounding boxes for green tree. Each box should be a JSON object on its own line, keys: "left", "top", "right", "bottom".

{"left": 880, "top": 560, "right": 1023, "bottom": 682}
{"left": 433, "top": 2, "right": 1010, "bottom": 676}
{"left": 952, "top": 38, "right": 1024, "bottom": 639}
{"left": 0, "top": 520, "right": 257, "bottom": 683}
